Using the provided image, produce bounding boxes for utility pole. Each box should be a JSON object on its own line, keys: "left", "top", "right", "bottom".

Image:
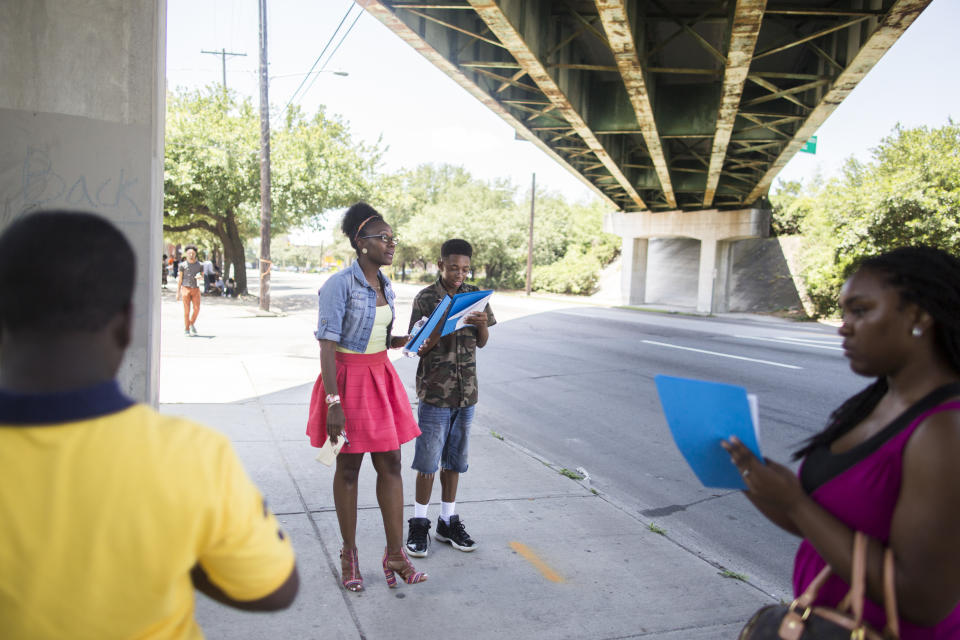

{"left": 525, "top": 173, "right": 536, "bottom": 296}
{"left": 200, "top": 48, "right": 247, "bottom": 92}
{"left": 258, "top": 0, "right": 272, "bottom": 311}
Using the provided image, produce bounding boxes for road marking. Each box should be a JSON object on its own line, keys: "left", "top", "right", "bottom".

{"left": 509, "top": 541, "right": 565, "bottom": 583}
{"left": 735, "top": 335, "right": 843, "bottom": 352}
{"left": 641, "top": 340, "right": 802, "bottom": 370}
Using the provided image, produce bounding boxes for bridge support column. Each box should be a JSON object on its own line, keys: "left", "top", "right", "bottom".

{"left": 696, "top": 238, "right": 736, "bottom": 313}
{"left": 696, "top": 238, "right": 718, "bottom": 314}
{"left": 604, "top": 208, "right": 770, "bottom": 313}
{"left": 0, "top": 0, "right": 166, "bottom": 403}
{"left": 621, "top": 237, "right": 648, "bottom": 305}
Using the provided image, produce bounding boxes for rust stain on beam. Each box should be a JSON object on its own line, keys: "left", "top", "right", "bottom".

{"left": 355, "top": 0, "right": 617, "bottom": 209}
{"left": 596, "top": 0, "right": 675, "bottom": 208}
{"left": 468, "top": 0, "right": 646, "bottom": 209}
{"left": 747, "top": 0, "right": 934, "bottom": 203}
{"left": 703, "top": 0, "right": 766, "bottom": 207}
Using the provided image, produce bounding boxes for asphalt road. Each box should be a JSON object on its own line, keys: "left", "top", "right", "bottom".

{"left": 257, "top": 269, "right": 865, "bottom": 598}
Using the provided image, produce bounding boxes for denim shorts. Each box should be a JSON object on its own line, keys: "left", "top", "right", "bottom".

{"left": 411, "top": 402, "right": 475, "bottom": 474}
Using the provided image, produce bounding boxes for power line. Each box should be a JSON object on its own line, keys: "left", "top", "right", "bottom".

{"left": 281, "top": 2, "right": 355, "bottom": 116}
{"left": 298, "top": 9, "right": 361, "bottom": 104}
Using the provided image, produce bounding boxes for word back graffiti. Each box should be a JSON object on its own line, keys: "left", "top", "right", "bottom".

{"left": 2, "top": 146, "right": 144, "bottom": 225}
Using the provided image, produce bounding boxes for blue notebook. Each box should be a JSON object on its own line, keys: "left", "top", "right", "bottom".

{"left": 654, "top": 375, "right": 763, "bottom": 490}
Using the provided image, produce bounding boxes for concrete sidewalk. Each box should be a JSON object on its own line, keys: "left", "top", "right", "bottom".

{"left": 158, "top": 287, "right": 778, "bottom": 639}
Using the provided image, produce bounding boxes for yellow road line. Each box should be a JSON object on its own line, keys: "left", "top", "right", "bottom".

{"left": 509, "top": 541, "right": 565, "bottom": 583}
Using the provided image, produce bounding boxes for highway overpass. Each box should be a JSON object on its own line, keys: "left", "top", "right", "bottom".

{"left": 0, "top": 0, "right": 933, "bottom": 400}
{"left": 358, "top": 0, "right": 931, "bottom": 312}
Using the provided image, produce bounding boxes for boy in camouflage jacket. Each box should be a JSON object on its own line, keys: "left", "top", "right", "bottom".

{"left": 405, "top": 239, "right": 495, "bottom": 556}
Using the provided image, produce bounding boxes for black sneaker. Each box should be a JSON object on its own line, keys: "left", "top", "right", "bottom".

{"left": 435, "top": 515, "right": 477, "bottom": 552}
{"left": 405, "top": 517, "right": 431, "bottom": 557}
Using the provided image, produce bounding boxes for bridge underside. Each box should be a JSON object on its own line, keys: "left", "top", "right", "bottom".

{"left": 358, "top": 0, "right": 930, "bottom": 212}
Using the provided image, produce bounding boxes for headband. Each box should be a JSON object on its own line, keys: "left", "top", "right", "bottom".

{"left": 354, "top": 215, "right": 380, "bottom": 240}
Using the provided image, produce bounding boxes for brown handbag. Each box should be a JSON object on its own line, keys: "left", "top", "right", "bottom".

{"left": 739, "top": 532, "right": 900, "bottom": 640}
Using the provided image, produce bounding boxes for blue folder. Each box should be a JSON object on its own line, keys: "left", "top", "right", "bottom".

{"left": 440, "top": 289, "right": 493, "bottom": 337}
{"left": 654, "top": 375, "right": 764, "bottom": 490}
{"left": 403, "top": 294, "right": 452, "bottom": 355}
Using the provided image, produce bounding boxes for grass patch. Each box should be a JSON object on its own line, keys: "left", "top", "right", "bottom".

{"left": 490, "top": 430, "right": 504, "bottom": 441}
{"left": 590, "top": 488, "right": 599, "bottom": 495}
{"left": 647, "top": 522, "right": 666, "bottom": 535}
{"left": 558, "top": 468, "right": 585, "bottom": 481}
{"left": 720, "top": 569, "right": 748, "bottom": 582}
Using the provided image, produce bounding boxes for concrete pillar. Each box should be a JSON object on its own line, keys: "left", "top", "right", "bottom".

{"left": 620, "top": 237, "right": 648, "bottom": 305}
{"left": 604, "top": 208, "right": 770, "bottom": 312}
{"left": 696, "top": 237, "right": 718, "bottom": 313}
{"left": 713, "top": 240, "right": 734, "bottom": 313}
{"left": 0, "top": 0, "right": 166, "bottom": 404}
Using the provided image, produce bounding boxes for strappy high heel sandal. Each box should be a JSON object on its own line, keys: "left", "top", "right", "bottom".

{"left": 340, "top": 547, "right": 363, "bottom": 592}
{"left": 382, "top": 547, "right": 428, "bottom": 587}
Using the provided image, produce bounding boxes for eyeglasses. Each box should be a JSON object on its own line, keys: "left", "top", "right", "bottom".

{"left": 358, "top": 234, "right": 399, "bottom": 245}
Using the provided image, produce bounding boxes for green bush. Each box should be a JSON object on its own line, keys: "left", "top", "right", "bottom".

{"left": 532, "top": 249, "right": 601, "bottom": 294}
{"left": 789, "top": 121, "right": 960, "bottom": 318}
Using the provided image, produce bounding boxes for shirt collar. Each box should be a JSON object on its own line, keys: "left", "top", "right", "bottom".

{"left": 350, "top": 259, "right": 376, "bottom": 287}
{"left": 350, "top": 260, "right": 391, "bottom": 290}
{"left": 0, "top": 380, "right": 135, "bottom": 425}
{"left": 434, "top": 277, "right": 466, "bottom": 296}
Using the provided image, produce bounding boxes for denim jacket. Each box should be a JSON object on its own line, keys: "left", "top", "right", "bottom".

{"left": 314, "top": 260, "right": 395, "bottom": 352}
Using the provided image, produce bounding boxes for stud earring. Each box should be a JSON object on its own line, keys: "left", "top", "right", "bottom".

{"left": 362, "top": 248, "right": 368, "bottom": 255}
{"left": 912, "top": 326, "right": 923, "bottom": 337}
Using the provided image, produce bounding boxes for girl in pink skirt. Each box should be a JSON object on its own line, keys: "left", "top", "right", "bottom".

{"left": 307, "top": 203, "right": 425, "bottom": 592}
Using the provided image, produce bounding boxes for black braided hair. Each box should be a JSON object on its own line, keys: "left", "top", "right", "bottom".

{"left": 340, "top": 202, "right": 383, "bottom": 252}
{"left": 794, "top": 246, "right": 960, "bottom": 459}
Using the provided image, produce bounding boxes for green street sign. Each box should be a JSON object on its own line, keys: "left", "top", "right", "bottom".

{"left": 800, "top": 135, "right": 817, "bottom": 154}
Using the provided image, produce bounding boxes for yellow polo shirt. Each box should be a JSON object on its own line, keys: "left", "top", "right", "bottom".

{"left": 0, "top": 382, "right": 295, "bottom": 639}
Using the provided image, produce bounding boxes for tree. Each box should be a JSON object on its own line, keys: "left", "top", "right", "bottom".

{"left": 401, "top": 173, "right": 524, "bottom": 286}
{"left": 376, "top": 164, "right": 473, "bottom": 279}
{"left": 164, "top": 86, "right": 380, "bottom": 293}
{"left": 796, "top": 121, "right": 960, "bottom": 315}
{"left": 388, "top": 163, "right": 615, "bottom": 291}
{"left": 770, "top": 178, "right": 817, "bottom": 236}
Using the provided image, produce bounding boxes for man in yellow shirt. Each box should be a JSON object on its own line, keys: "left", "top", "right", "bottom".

{"left": 0, "top": 211, "right": 298, "bottom": 639}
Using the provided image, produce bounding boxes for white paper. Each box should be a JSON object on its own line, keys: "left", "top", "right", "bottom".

{"left": 315, "top": 434, "right": 346, "bottom": 466}
{"left": 747, "top": 393, "right": 761, "bottom": 452}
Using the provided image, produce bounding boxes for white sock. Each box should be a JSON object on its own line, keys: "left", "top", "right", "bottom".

{"left": 414, "top": 502, "right": 429, "bottom": 519}
{"left": 440, "top": 501, "right": 456, "bottom": 523}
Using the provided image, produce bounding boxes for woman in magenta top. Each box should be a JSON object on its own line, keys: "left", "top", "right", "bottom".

{"left": 725, "top": 247, "right": 960, "bottom": 637}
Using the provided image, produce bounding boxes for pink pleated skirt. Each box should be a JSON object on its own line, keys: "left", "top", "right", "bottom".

{"left": 306, "top": 350, "right": 420, "bottom": 454}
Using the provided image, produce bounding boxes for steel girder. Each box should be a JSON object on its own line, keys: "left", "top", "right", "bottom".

{"left": 357, "top": 0, "right": 932, "bottom": 212}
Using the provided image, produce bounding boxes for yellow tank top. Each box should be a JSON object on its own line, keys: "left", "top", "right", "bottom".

{"left": 337, "top": 304, "right": 392, "bottom": 354}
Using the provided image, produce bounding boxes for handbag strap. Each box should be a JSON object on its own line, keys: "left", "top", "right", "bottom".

{"left": 792, "top": 532, "right": 901, "bottom": 638}
{"left": 883, "top": 547, "right": 900, "bottom": 637}
{"left": 848, "top": 531, "right": 868, "bottom": 622}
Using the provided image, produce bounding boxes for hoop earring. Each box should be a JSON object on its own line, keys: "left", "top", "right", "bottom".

{"left": 912, "top": 326, "right": 923, "bottom": 337}
{"left": 362, "top": 248, "right": 368, "bottom": 255}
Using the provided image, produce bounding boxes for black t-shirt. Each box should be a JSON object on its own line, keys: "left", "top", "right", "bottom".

{"left": 180, "top": 261, "right": 203, "bottom": 289}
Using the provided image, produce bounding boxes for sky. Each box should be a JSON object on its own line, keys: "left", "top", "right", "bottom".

{"left": 165, "top": 0, "right": 959, "bottom": 215}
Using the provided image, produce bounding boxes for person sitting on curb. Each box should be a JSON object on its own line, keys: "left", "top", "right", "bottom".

{"left": 0, "top": 210, "right": 299, "bottom": 639}
{"left": 406, "top": 238, "right": 495, "bottom": 557}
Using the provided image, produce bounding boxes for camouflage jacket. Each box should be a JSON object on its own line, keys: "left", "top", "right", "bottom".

{"left": 409, "top": 279, "right": 496, "bottom": 408}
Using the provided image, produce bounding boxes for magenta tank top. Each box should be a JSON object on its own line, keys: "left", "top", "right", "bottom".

{"left": 794, "top": 400, "right": 960, "bottom": 638}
